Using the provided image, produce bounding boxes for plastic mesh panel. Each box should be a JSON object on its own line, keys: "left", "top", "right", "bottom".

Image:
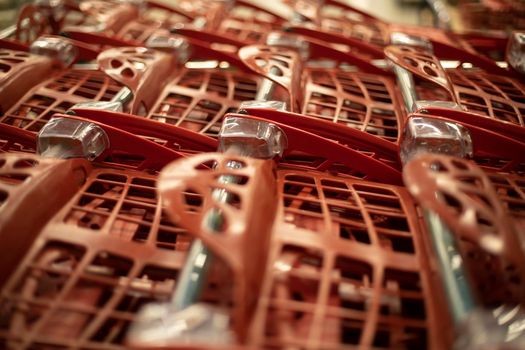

{"left": 279, "top": 154, "right": 374, "bottom": 180}
{"left": 141, "top": 7, "right": 190, "bottom": 26}
{"left": 0, "top": 70, "right": 123, "bottom": 132}
{"left": 0, "top": 50, "right": 32, "bottom": 75}
{"left": 488, "top": 173, "right": 525, "bottom": 221}
{"left": 0, "top": 163, "right": 189, "bottom": 348}
{"left": 460, "top": 1, "right": 525, "bottom": 31}
{"left": 147, "top": 69, "right": 260, "bottom": 137}
{"left": 45, "top": 70, "right": 123, "bottom": 101}
{"left": 0, "top": 136, "right": 35, "bottom": 154}
{"left": 218, "top": 18, "right": 275, "bottom": 43}
{"left": 281, "top": 173, "right": 414, "bottom": 252}
{"left": 216, "top": 3, "right": 284, "bottom": 43}
{"left": 60, "top": 169, "right": 191, "bottom": 252}
{"left": 320, "top": 18, "right": 387, "bottom": 47}
{"left": 473, "top": 155, "right": 525, "bottom": 175}
{"left": 252, "top": 170, "right": 436, "bottom": 349}
{"left": 303, "top": 69, "right": 402, "bottom": 142}
{"left": 404, "top": 155, "right": 525, "bottom": 309}
{"left": 0, "top": 240, "right": 179, "bottom": 349}
{"left": 463, "top": 171, "right": 525, "bottom": 307}
{"left": 448, "top": 69, "right": 525, "bottom": 126}
{"left": 117, "top": 5, "right": 192, "bottom": 43}
{"left": 117, "top": 19, "right": 162, "bottom": 43}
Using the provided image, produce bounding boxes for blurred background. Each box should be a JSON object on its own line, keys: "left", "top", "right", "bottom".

{"left": 0, "top": 0, "right": 30, "bottom": 28}
{"left": 0, "top": 0, "right": 461, "bottom": 31}
{"left": 2, "top": 0, "right": 525, "bottom": 35}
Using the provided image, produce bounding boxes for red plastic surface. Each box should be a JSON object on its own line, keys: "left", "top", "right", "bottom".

{"left": 288, "top": 26, "right": 386, "bottom": 60}
{"left": 241, "top": 107, "right": 400, "bottom": 165}
{"left": 287, "top": 1, "right": 512, "bottom": 62}
{"left": 410, "top": 113, "right": 525, "bottom": 174}
{"left": 157, "top": 152, "right": 449, "bottom": 349}
{"left": 0, "top": 49, "right": 55, "bottom": 115}
{"left": 421, "top": 106, "right": 525, "bottom": 144}
{"left": 71, "top": 108, "right": 218, "bottom": 153}
{"left": 213, "top": 0, "right": 286, "bottom": 44}
{"left": 385, "top": 45, "right": 458, "bottom": 104}
{"left": 404, "top": 154, "right": 525, "bottom": 307}
{"left": 447, "top": 69, "right": 525, "bottom": 126}
{"left": 385, "top": 45, "right": 525, "bottom": 133}
{"left": 97, "top": 47, "right": 176, "bottom": 115}
{"left": 302, "top": 68, "right": 404, "bottom": 143}
{"left": 0, "top": 124, "right": 36, "bottom": 154}
{"left": 228, "top": 113, "right": 403, "bottom": 185}
{"left": 0, "top": 68, "right": 123, "bottom": 132}
{"left": 460, "top": 0, "right": 525, "bottom": 31}
{"left": 54, "top": 114, "right": 186, "bottom": 172}
{"left": 0, "top": 153, "right": 93, "bottom": 288}
{"left": 65, "top": 30, "right": 141, "bottom": 49}
{"left": 145, "top": 67, "right": 261, "bottom": 137}
{"left": 0, "top": 154, "right": 189, "bottom": 348}
{"left": 241, "top": 107, "right": 525, "bottom": 175}
{"left": 239, "top": 45, "right": 303, "bottom": 112}
{"left": 69, "top": 0, "right": 139, "bottom": 35}
{"left": 14, "top": 4, "right": 56, "bottom": 44}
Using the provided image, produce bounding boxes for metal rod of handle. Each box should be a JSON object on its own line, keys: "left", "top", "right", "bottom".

{"left": 390, "top": 33, "right": 430, "bottom": 114}
{"left": 423, "top": 202, "right": 525, "bottom": 348}
{"left": 171, "top": 156, "right": 246, "bottom": 310}
{"left": 171, "top": 240, "right": 214, "bottom": 310}
{"left": 393, "top": 64, "right": 418, "bottom": 113}
{"left": 402, "top": 118, "right": 525, "bottom": 347}
{"left": 425, "top": 0, "right": 451, "bottom": 30}
{"left": 390, "top": 36, "right": 462, "bottom": 113}
{"left": 111, "top": 86, "right": 134, "bottom": 107}
{"left": 68, "top": 85, "right": 134, "bottom": 113}
{"left": 255, "top": 65, "right": 283, "bottom": 103}
{"left": 255, "top": 76, "right": 278, "bottom": 102}
{"left": 170, "top": 63, "right": 289, "bottom": 310}
{"left": 0, "top": 25, "right": 17, "bottom": 40}
{"left": 169, "top": 28, "right": 305, "bottom": 312}
{"left": 401, "top": 123, "right": 488, "bottom": 342}
{"left": 424, "top": 209, "right": 476, "bottom": 325}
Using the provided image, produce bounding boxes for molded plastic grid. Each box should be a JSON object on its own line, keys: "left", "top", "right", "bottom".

{"left": 141, "top": 7, "right": 190, "bottom": 26}
{"left": 0, "top": 154, "right": 61, "bottom": 203}
{"left": 0, "top": 70, "right": 123, "bottom": 132}
{"left": 459, "top": 1, "right": 525, "bottom": 31}
{"left": 447, "top": 69, "right": 525, "bottom": 126}
{"left": 319, "top": 18, "right": 387, "bottom": 47}
{"left": 281, "top": 173, "right": 415, "bottom": 253}
{"left": 0, "top": 50, "right": 32, "bottom": 75}
{"left": 0, "top": 160, "right": 191, "bottom": 348}
{"left": 303, "top": 69, "right": 402, "bottom": 142}
{"left": 488, "top": 173, "right": 525, "bottom": 221}
{"left": 218, "top": 18, "right": 275, "bottom": 43}
{"left": 278, "top": 154, "right": 372, "bottom": 181}
{"left": 473, "top": 155, "right": 525, "bottom": 175}
{"left": 281, "top": 149, "right": 400, "bottom": 179}
{"left": 476, "top": 173, "right": 525, "bottom": 305}
{"left": 0, "top": 239, "right": 179, "bottom": 349}
{"left": 216, "top": 3, "right": 284, "bottom": 43}
{"left": 0, "top": 136, "right": 35, "bottom": 154}
{"left": 59, "top": 169, "right": 191, "bottom": 252}
{"left": 404, "top": 155, "right": 525, "bottom": 308}
{"left": 117, "top": 19, "right": 166, "bottom": 44}
{"left": 147, "top": 69, "right": 260, "bottom": 137}
{"left": 116, "top": 4, "right": 193, "bottom": 43}
{"left": 0, "top": 155, "right": 41, "bottom": 208}
{"left": 116, "top": 5, "right": 193, "bottom": 44}
{"left": 254, "top": 170, "right": 433, "bottom": 349}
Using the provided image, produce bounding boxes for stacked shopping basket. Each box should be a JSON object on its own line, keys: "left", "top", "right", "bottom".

{"left": 0, "top": 1, "right": 525, "bottom": 349}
